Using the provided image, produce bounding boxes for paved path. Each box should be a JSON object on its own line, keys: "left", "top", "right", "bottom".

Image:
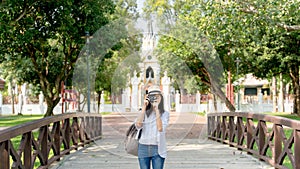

{"left": 50, "top": 112, "right": 273, "bottom": 169}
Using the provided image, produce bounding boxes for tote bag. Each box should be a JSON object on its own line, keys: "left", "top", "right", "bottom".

{"left": 124, "top": 123, "right": 142, "bottom": 156}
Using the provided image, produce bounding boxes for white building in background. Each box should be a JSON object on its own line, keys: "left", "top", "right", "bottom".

{"left": 237, "top": 73, "right": 293, "bottom": 113}
{"left": 136, "top": 22, "right": 161, "bottom": 106}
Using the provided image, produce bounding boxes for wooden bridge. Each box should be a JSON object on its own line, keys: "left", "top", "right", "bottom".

{"left": 0, "top": 111, "right": 299, "bottom": 169}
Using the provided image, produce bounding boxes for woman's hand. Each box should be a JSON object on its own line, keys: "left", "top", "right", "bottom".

{"left": 152, "top": 100, "right": 159, "bottom": 112}
{"left": 143, "top": 98, "right": 149, "bottom": 107}
{"left": 152, "top": 100, "right": 163, "bottom": 132}
{"left": 136, "top": 96, "right": 149, "bottom": 128}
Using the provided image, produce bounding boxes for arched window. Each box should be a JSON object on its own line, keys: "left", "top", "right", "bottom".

{"left": 146, "top": 67, "right": 154, "bottom": 78}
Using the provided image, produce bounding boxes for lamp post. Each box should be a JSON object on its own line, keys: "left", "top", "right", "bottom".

{"left": 235, "top": 57, "right": 241, "bottom": 111}
{"left": 83, "top": 31, "right": 92, "bottom": 113}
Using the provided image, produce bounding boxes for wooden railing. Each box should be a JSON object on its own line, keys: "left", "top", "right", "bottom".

{"left": 0, "top": 113, "right": 102, "bottom": 169}
{"left": 207, "top": 112, "right": 300, "bottom": 169}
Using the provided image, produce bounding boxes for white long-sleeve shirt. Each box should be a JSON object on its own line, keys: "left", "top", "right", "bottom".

{"left": 136, "top": 111, "right": 169, "bottom": 158}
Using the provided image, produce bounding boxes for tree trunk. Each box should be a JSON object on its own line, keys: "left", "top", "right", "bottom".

{"left": 10, "top": 80, "right": 15, "bottom": 114}
{"left": 278, "top": 73, "right": 285, "bottom": 112}
{"left": 212, "top": 94, "right": 217, "bottom": 112}
{"left": 290, "top": 65, "right": 300, "bottom": 116}
{"left": 44, "top": 97, "right": 61, "bottom": 117}
{"left": 12, "top": 92, "right": 15, "bottom": 115}
{"left": 296, "top": 85, "right": 300, "bottom": 116}
{"left": 211, "top": 82, "right": 236, "bottom": 112}
{"left": 272, "top": 76, "right": 278, "bottom": 112}
{"left": 97, "top": 91, "right": 102, "bottom": 114}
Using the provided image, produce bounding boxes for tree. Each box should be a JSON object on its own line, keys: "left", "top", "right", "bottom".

{"left": 144, "top": 0, "right": 236, "bottom": 111}
{"left": 217, "top": 0, "right": 300, "bottom": 115}
{"left": 144, "top": 0, "right": 300, "bottom": 115}
{"left": 94, "top": 37, "right": 142, "bottom": 110}
{"left": 71, "top": 0, "right": 141, "bottom": 112}
{"left": 156, "top": 36, "right": 209, "bottom": 95}
{"left": 0, "top": 0, "right": 115, "bottom": 116}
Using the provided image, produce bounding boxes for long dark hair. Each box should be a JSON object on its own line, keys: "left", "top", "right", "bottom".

{"left": 145, "top": 94, "right": 165, "bottom": 117}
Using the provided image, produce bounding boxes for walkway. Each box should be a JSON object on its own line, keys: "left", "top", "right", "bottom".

{"left": 50, "top": 112, "right": 273, "bottom": 169}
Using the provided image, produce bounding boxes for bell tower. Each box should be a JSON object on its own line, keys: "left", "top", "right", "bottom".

{"left": 140, "top": 20, "right": 160, "bottom": 88}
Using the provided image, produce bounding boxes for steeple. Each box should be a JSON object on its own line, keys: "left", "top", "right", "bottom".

{"left": 148, "top": 19, "right": 153, "bottom": 36}
{"left": 139, "top": 19, "right": 160, "bottom": 86}
{"left": 142, "top": 19, "right": 156, "bottom": 52}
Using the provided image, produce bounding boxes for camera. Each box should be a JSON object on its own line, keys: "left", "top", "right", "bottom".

{"left": 146, "top": 95, "right": 157, "bottom": 103}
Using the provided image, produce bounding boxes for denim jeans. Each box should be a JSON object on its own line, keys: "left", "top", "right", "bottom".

{"left": 138, "top": 144, "right": 165, "bottom": 169}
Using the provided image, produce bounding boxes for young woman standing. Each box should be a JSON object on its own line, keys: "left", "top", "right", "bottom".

{"left": 135, "top": 86, "right": 169, "bottom": 169}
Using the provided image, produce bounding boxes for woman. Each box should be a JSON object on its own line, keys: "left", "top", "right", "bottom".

{"left": 135, "top": 86, "right": 169, "bottom": 169}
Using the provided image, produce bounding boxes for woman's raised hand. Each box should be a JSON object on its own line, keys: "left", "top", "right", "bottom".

{"left": 143, "top": 98, "right": 149, "bottom": 107}
{"left": 152, "top": 100, "right": 159, "bottom": 111}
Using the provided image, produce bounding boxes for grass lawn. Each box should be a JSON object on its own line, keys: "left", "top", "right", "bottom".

{"left": 0, "top": 114, "right": 44, "bottom": 127}
{"left": 0, "top": 115, "right": 44, "bottom": 168}
{"left": 264, "top": 112, "right": 300, "bottom": 121}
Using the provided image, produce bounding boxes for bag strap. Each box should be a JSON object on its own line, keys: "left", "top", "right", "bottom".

{"left": 126, "top": 123, "right": 136, "bottom": 137}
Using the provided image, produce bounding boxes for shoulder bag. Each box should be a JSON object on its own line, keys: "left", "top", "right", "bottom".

{"left": 124, "top": 123, "right": 142, "bottom": 156}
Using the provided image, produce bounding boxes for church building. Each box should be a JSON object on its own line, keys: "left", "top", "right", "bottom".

{"left": 129, "top": 21, "right": 171, "bottom": 112}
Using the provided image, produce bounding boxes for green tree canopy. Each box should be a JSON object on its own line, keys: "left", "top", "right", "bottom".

{"left": 144, "top": 0, "right": 300, "bottom": 114}
{"left": 0, "top": 0, "right": 115, "bottom": 116}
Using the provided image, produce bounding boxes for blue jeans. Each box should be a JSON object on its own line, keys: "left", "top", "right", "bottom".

{"left": 138, "top": 144, "right": 165, "bottom": 169}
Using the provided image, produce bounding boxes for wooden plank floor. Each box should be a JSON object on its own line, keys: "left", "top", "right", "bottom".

{"left": 50, "top": 112, "right": 273, "bottom": 169}
{"left": 50, "top": 138, "right": 273, "bottom": 169}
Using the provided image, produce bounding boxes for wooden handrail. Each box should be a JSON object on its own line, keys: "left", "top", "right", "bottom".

{"left": 207, "top": 112, "right": 300, "bottom": 169}
{"left": 0, "top": 113, "right": 102, "bottom": 169}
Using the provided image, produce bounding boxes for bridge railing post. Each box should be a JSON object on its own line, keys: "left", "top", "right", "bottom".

{"left": 79, "top": 117, "right": 85, "bottom": 142}
{"left": 0, "top": 140, "right": 9, "bottom": 169}
{"left": 97, "top": 116, "right": 102, "bottom": 138}
{"left": 246, "top": 118, "right": 253, "bottom": 154}
{"left": 258, "top": 120, "right": 266, "bottom": 159}
{"left": 229, "top": 116, "right": 235, "bottom": 144}
{"left": 91, "top": 116, "right": 95, "bottom": 139}
{"left": 216, "top": 116, "right": 221, "bottom": 139}
{"left": 207, "top": 116, "right": 214, "bottom": 138}
{"left": 294, "top": 129, "right": 300, "bottom": 169}
{"left": 23, "top": 132, "right": 32, "bottom": 168}
{"left": 237, "top": 117, "right": 243, "bottom": 150}
{"left": 53, "top": 122, "right": 61, "bottom": 159}
{"left": 273, "top": 124, "right": 282, "bottom": 168}
{"left": 40, "top": 126, "right": 48, "bottom": 166}
{"left": 72, "top": 117, "right": 79, "bottom": 150}
{"left": 64, "top": 119, "right": 71, "bottom": 154}
{"left": 85, "top": 117, "right": 91, "bottom": 140}
{"left": 221, "top": 116, "right": 227, "bottom": 141}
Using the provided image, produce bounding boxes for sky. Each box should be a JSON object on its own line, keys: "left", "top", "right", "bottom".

{"left": 135, "top": 0, "right": 160, "bottom": 34}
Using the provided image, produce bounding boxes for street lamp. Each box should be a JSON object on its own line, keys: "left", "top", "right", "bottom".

{"left": 235, "top": 57, "right": 241, "bottom": 111}
{"left": 82, "top": 31, "right": 92, "bottom": 113}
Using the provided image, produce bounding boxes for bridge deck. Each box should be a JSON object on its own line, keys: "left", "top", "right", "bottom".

{"left": 50, "top": 112, "right": 273, "bottom": 169}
